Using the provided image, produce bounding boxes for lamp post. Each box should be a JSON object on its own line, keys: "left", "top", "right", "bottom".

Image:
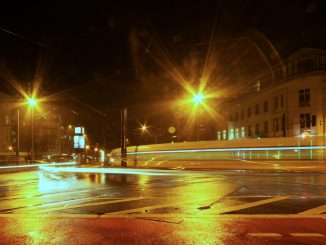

{"left": 28, "top": 97, "right": 37, "bottom": 161}
{"left": 192, "top": 93, "right": 205, "bottom": 141}
{"left": 140, "top": 123, "right": 158, "bottom": 144}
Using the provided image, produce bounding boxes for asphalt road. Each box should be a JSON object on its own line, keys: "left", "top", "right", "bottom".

{"left": 0, "top": 166, "right": 326, "bottom": 244}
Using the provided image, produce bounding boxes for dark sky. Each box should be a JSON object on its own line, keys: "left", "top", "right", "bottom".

{"left": 0, "top": 0, "right": 325, "bottom": 147}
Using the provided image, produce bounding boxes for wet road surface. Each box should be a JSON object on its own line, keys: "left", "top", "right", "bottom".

{"left": 0, "top": 167, "right": 325, "bottom": 244}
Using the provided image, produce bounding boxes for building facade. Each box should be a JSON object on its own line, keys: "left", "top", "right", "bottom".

{"left": 0, "top": 93, "right": 66, "bottom": 160}
{"left": 0, "top": 92, "right": 16, "bottom": 155}
{"left": 217, "top": 48, "right": 326, "bottom": 140}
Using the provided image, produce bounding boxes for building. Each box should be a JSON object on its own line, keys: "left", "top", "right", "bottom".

{"left": 217, "top": 48, "right": 326, "bottom": 140}
{"left": 0, "top": 92, "right": 16, "bottom": 157}
{"left": 0, "top": 93, "right": 66, "bottom": 160}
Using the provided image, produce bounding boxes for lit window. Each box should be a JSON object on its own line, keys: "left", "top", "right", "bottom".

{"left": 300, "top": 113, "right": 311, "bottom": 129}
{"left": 235, "top": 128, "right": 239, "bottom": 139}
{"left": 222, "top": 130, "right": 227, "bottom": 140}
{"left": 228, "top": 128, "right": 234, "bottom": 140}
{"left": 241, "top": 126, "right": 245, "bottom": 138}
{"left": 217, "top": 131, "right": 221, "bottom": 140}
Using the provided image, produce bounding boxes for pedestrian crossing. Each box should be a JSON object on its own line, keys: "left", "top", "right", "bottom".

{"left": 0, "top": 194, "right": 325, "bottom": 218}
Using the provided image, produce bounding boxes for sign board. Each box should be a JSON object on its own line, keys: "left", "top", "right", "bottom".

{"left": 74, "top": 135, "right": 85, "bottom": 149}
{"left": 75, "top": 127, "right": 84, "bottom": 135}
{"left": 74, "top": 126, "right": 85, "bottom": 151}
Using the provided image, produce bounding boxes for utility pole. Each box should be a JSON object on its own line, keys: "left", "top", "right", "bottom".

{"left": 121, "top": 108, "right": 127, "bottom": 167}
{"left": 16, "top": 109, "right": 20, "bottom": 163}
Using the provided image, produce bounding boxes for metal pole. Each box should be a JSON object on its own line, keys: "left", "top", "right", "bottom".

{"left": 16, "top": 109, "right": 20, "bottom": 163}
{"left": 323, "top": 84, "right": 325, "bottom": 160}
{"left": 121, "top": 108, "right": 127, "bottom": 167}
{"left": 31, "top": 107, "right": 34, "bottom": 162}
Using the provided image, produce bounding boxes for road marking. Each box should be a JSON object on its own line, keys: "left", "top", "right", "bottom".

{"left": 36, "top": 197, "right": 146, "bottom": 213}
{"left": 155, "top": 160, "right": 168, "bottom": 166}
{"left": 0, "top": 213, "right": 325, "bottom": 219}
{"left": 106, "top": 185, "right": 239, "bottom": 215}
{"left": 215, "top": 196, "right": 290, "bottom": 214}
{"left": 300, "top": 205, "right": 326, "bottom": 215}
{"left": 106, "top": 197, "right": 217, "bottom": 215}
{"left": 248, "top": 233, "right": 282, "bottom": 237}
{"left": 290, "top": 233, "right": 325, "bottom": 237}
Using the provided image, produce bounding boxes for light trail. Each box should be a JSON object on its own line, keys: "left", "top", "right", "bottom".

{"left": 39, "top": 166, "right": 176, "bottom": 176}
{"left": 0, "top": 161, "right": 77, "bottom": 169}
{"left": 111, "top": 146, "right": 326, "bottom": 156}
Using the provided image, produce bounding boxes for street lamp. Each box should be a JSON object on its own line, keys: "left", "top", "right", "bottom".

{"left": 139, "top": 123, "right": 158, "bottom": 144}
{"left": 27, "top": 97, "right": 37, "bottom": 161}
{"left": 192, "top": 93, "right": 206, "bottom": 141}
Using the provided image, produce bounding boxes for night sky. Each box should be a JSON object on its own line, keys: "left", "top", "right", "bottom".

{"left": 0, "top": 0, "right": 325, "bottom": 147}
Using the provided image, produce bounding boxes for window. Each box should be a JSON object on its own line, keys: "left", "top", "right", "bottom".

{"left": 241, "top": 126, "right": 245, "bottom": 138}
{"left": 222, "top": 130, "right": 227, "bottom": 140}
{"left": 299, "top": 89, "right": 310, "bottom": 107}
{"left": 274, "top": 118, "right": 279, "bottom": 132}
{"left": 248, "top": 125, "right": 252, "bottom": 136}
{"left": 300, "top": 113, "right": 311, "bottom": 129}
{"left": 235, "top": 128, "right": 239, "bottom": 139}
{"left": 228, "top": 128, "right": 234, "bottom": 140}
{"left": 280, "top": 94, "right": 284, "bottom": 107}
{"left": 255, "top": 104, "right": 259, "bottom": 115}
{"left": 229, "top": 114, "right": 233, "bottom": 121}
{"left": 254, "top": 80, "right": 261, "bottom": 92}
{"left": 235, "top": 112, "right": 238, "bottom": 121}
{"left": 217, "top": 131, "right": 221, "bottom": 141}
{"left": 263, "top": 101, "right": 268, "bottom": 112}
{"left": 312, "top": 115, "right": 316, "bottom": 127}
{"left": 263, "top": 121, "right": 268, "bottom": 135}
{"left": 274, "top": 96, "right": 278, "bottom": 110}
{"left": 247, "top": 107, "right": 251, "bottom": 117}
{"left": 321, "top": 55, "right": 326, "bottom": 69}
{"left": 241, "top": 110, "right": 244, "bottom": 120}
{"left": 255, "top": 123, "right": 259, "bottom": 136}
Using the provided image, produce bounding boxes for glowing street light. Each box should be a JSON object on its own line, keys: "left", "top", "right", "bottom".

{"left": 27, "top": 96, "right": 37, "bottom": 162}
{"left": 140, "top": 124, "right": 148, "bottom": 132}
{"left": 28, "top": 98, "right": 37, "bottom": 107}
{"left": 192, "top": 93, "right": 205, "bottom": 105}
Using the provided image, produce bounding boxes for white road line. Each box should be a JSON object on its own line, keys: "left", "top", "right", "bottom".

{"left": 300, "top": 205, "right": 326, "bottom": 215}
{"left": 37, "top": 197, "right": 145, "bottom": 213}
{"left": 248, "top": 233, "right": 282, "bottom": 237}
{"left": 106, "top": 185, "right": 239, "bottom": 215}
{"left": 290, "top": 233, "right": 325, "bottom": 237}
{"left": 106, "top": 197, "right": 216, "bottom": 215}
{"left": 0, "top": 213, "right": 325, "bottom": 219}
{"left": 215, "top": 196, "right": 290, "bottom": 214}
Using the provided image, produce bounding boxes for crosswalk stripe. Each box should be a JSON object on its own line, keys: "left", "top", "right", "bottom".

{"left": 300, "top": 205, "right": 326, "bottom": 215}
{"left": 247, "top": 233, "right": 282, "bottom": 237}
{"left": 37, "top": 197, "right": 145, "bottom": 213}
{"left": 106, "top": 197, "right": 218, "bottom": 215}
{"left": 106, "top": 185, "right": 239, "bottom": 215}
{"left": 215, "top": 196, "right": 290, "bottom": 214}
{"left": 290, "top": 233, "right": 325, "bottom": 237}
{"left": 0, "top": 213, "right": 325, "bottom": 219}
